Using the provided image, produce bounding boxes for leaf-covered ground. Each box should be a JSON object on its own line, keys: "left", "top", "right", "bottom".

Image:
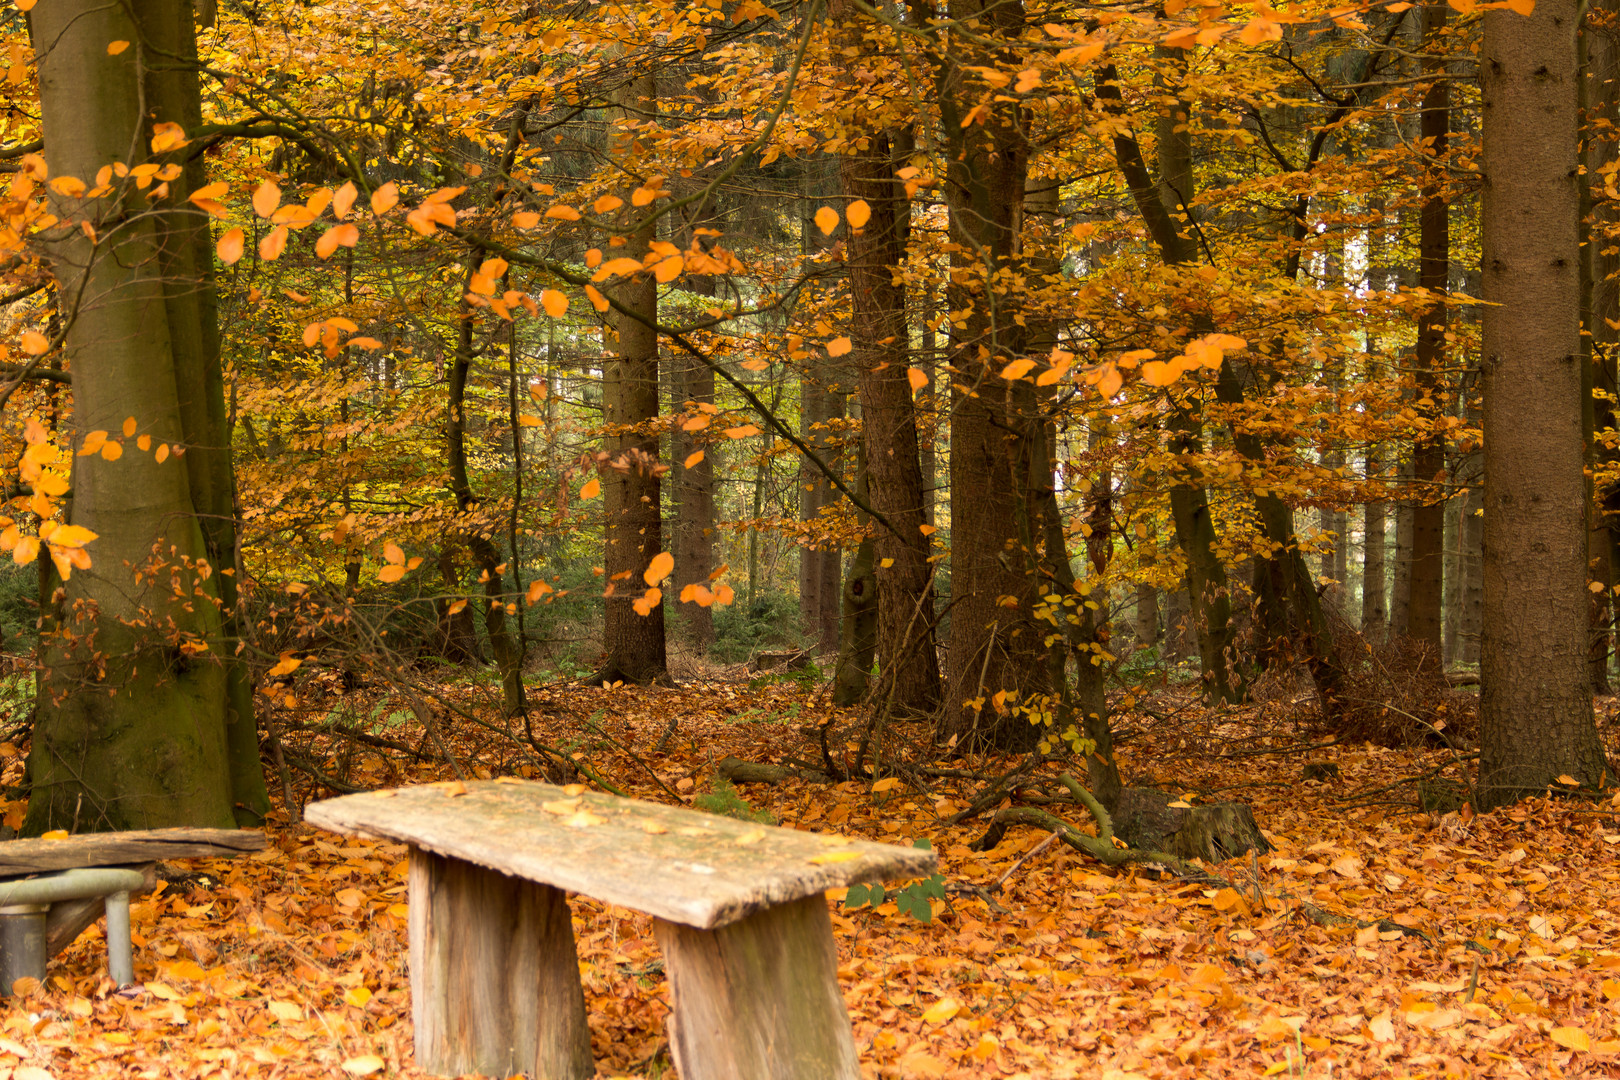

{"left": 2, "top": 677, "right": 1618, "bottom": 1079}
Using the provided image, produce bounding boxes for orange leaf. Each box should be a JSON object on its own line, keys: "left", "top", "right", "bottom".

{"left": 217, "top": 228, "right": 245, "bottom": 264}
{"left": 541, "top": 290, "right": 569, "bottom": 317}
{"left": 814, "top": 206, "right": 839, "bottom": 235}
{"left": 908, "top": 367, "right": 928, "bottom": 392}
{"left": 383, "top": 542, "right": 405, "bottom": 565}
{"left": 1552, "top": 1027, "right": 1590, "bottom": 1051}
{"left": 251, "top": 180, "right": 281, "bottom": 219}
{"left": 724, "top": 425, "right": 760, "bottom": 439}
{"left": 377, "top": 564, "right": 406, "bottom": 584}
{"left": 370, "top": 182, "right": 399, "bottom": 215}
{"left": 826, "top": 336, "right": 852, "bottom": 357}
{"left": 20, "top": 331, "right": 47, "bottom": 355}
{"left": 580, "top": 477, "right": 601, "bottom": 499}
{"left": 333, "top": 181, "right": 358, "bottom": 219}
{"left": 259, "top": 225, "right": 288, "bottom": 261}
{"left": 107, "top": 40, "right": 129, "bottom": 55}
{"left": 684, "top": 450, "right": 704, "bottom": 468}
{"left": 644, "top": 550, "right": 674, "bottom": 586}
{"left": 845, "top": 199, "right": 871, "bottom": 229}
{"left": 632, "top": 587, "right": 663, "bottom": 616}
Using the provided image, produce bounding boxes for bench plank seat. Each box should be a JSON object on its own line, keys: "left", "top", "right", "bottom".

{"left": 307, "top": 780, "right": 938, "bottom": 1080}
{"left": 305, "top": 779, "right": 935, "bottom": 928}
{"left": 0, "top": 828, "right": 265, "bottom": 878}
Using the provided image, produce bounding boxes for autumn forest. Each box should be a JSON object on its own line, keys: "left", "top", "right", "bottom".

{"left": 0, "top": 0, "right": 1614, "bottom": 1075}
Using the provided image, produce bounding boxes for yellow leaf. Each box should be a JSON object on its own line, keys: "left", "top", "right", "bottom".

{"left": 846, "top": 199, "right": 871, "bottom": 229}
{"left": 377, "top": 564, "right": 406, "bottom": 584}
{"left": 814, "top": 206, "right": 839, "bottom": 235}
{"left": 808, "top": 850, "right": 861, "bottom": 865}
{"left": 343, "top": 986, "right": 373, "bottom": 1008}
{"left": 826, "top": 336, "right": 852, "bottom": 357}
{"left": 150, "top": 122, "right": 186, "bottom": 153}
{"left": 40, "top": 829, "right": 68, "bottom": 840}
{"left": 871, "top": 777, "right": 901, "bottom": 792}
{"left": 541, "top": 289, "right": 569, "bottom": 317}
{"left": 644, "top": 550, "right": 675, "bottom": 585}
{"left": 880, "top": 558, "right": 895, "bottom": 568}
{"left": 908, "top": 367, "right": 928, "bottom": 392}
{"left": 340, "top": 1057, "right": 385, "bottom": 1078}
{"left": 47, "top": 524, "right": 95, "bottom": 549}
{"left": 217, "top": 228, "right": 245, "bottom": 265}
{"left": 580, "top": 477, "right": 601, "bottom": 499}
{"left": 1552, "top": 1026, "right": 1590, "bottom": 1051}
{"left": 921, "top": 997, "right": 961, "bottom": 1024}
{"left": 684, "top": 450, "right": 704, "bottom": 468}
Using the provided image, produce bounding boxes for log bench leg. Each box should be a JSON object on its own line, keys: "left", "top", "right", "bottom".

{"left": 408, "top": 849, "right": 593, "bottom": 1079}
{"left": 654, "top": 894, "right": 860, "bottom": 1080}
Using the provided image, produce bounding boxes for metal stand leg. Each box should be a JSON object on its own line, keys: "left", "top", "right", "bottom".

{"left": 104, "top": 892, "right": 132, "bottom": 987}
{"left": 0, "top": 904, "right": 47, "bottom": 994}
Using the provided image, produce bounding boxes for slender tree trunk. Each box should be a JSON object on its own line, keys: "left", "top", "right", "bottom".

{"left": 1408, "top": 3, "right": 1450, "bottom": 652}
{"left": 1478, "top": 0, "right": 1609, "bottom": 805}
{"left": 25, "top": 0, "right": 269, "bottom": 832}
{"left": 1390, "top": 459, "right": 1414, "bottom": 640}
{"left": 834, "top": 97, "right": 941, "bottom": 715}
{"left": 593, "top": 63, "right": 668, "bottom": 685}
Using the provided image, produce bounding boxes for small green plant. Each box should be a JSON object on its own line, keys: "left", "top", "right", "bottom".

{"left": 692, "top": 777, "right": 775, "bottom": 824}
{"left": 728, "top": 701, "right": 802, "bottom": 725}
{"left": 845, "top": 838, "right": 947, "bottom": 923}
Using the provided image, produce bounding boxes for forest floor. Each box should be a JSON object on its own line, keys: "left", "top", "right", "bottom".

{"left": 0, "top": 670, "right": 1618, "bottom": 1079}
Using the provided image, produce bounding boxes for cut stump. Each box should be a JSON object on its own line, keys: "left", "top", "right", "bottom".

{"left": 1110, "top": 788, "right": 1271, "bottom": 862}
{"left": 656, "top": 894, "right": 859, "bottom": 1080}
{"left": 409, "top": 850, "right": 592, "bottom": 1080}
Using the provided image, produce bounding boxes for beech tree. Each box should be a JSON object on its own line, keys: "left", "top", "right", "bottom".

{"left": 23, "top": 0, "right": 268, "bottom": 832}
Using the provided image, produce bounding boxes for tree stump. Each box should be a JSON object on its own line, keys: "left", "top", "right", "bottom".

{"left": 409, "top": 850, "right": 593, "bottom": 1080}
{"left": 1110, "top": 788, "right": 1271, "bottom": 862}
{"left": 655, "top": 893, "right": 860, "bottom": 1080}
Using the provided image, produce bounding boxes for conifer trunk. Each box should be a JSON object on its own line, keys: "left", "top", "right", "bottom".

{"left": 1478, "top": 0, "right": 1609, "bottom": 805}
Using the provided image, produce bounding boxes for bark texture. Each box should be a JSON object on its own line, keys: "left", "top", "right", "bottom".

{"left": 24, "top": 0, "right": 269, "bottom": 833}
{"left": 1478, "top": 0, "right": 1609, "bottom": 806}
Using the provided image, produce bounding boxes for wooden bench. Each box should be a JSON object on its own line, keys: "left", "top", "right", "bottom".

{"left": 0, "top": 828, "right": 265, "bottom": 991}
{"left": 306, "top": 779, "right": 938, "bottom": 1080}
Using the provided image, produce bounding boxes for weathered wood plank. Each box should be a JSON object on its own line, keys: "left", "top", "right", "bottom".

{"left": 409, "top": 850, "right": 593, "bottom": 1080}
{"left": 0, "top": 829, "right": 264, "bottom": 877}
{"left": 656, "top": 894, "right": 860, "bottom": 1080}
{"left": 307, "top": 780, "right": 936, "bottom": 929}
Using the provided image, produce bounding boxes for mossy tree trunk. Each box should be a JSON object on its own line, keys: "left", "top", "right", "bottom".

{"left": 24, "top": 0, "right": 269, "bottom": 833}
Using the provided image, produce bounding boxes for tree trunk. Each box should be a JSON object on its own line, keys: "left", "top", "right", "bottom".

{"left": 593, "top": 64, "right": 668, "bottom": 686}
{"left": 25, "top": 0, "right": 269, "bottom": 832}
{"left": 1408, "top": 3, "right": 1450, "bottom": 652}
{"left": 937, "top": 0, "right": 1050, "bottom": 749}
{"left": 1390, "top": 459, "right": 1414, "bottom": 640}
{"left": 835, "top": 110, "right": 940, "bottom": 716}
{"left": 1478, "top": 0, "right": 1610, "bottom": 806}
